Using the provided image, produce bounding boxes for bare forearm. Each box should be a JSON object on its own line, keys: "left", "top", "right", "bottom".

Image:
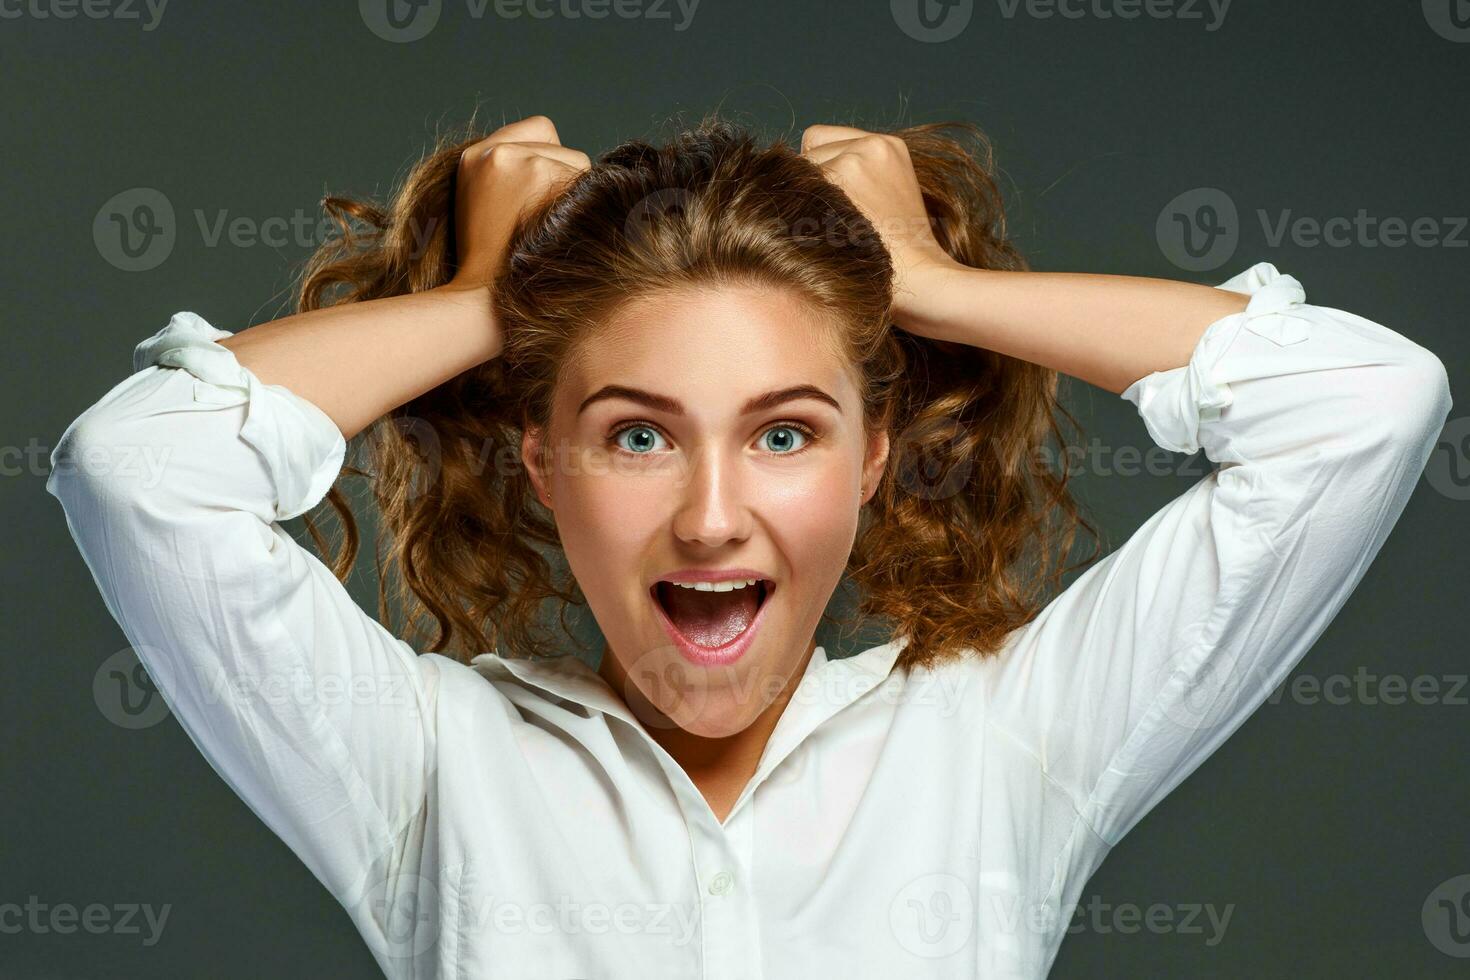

{"left": 217, "top": 284, "right": 500, "bottom": 441}
{"left": 904, "top": 265, "right": 1251, "bottom": 394}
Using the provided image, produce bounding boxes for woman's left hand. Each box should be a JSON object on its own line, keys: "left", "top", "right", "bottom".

{"left": 800, "top": 124, "right": 964, "bottom": 328}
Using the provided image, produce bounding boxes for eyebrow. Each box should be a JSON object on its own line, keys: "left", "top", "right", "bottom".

{"left": 576, "top": 383, "right": 843, "bottom": 417}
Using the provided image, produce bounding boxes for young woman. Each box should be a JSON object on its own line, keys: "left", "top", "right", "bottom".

{"left": 48, "top": 113, "right": 1450, "bottom": 978}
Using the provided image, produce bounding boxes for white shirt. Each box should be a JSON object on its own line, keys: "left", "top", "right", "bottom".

{"left": 46, "top": 262, "right": 1450, "bottom": 979}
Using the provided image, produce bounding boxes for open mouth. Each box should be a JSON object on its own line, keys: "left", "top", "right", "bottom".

{"left": 649, "top": 577, "right": 776, "bottom": 666}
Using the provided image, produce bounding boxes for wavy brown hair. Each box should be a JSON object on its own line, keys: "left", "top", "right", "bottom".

{"left": 296, "top": 111, "right": 1096, "bottom": 672}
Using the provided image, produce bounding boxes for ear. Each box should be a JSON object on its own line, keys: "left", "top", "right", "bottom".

{"left": 860, "top": 427, "right": 890, "bottom": 505}
{"left": 521, "top": 424, "right": 553, "bottom": 508}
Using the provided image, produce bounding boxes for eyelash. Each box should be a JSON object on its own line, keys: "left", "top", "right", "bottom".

{"left": 606, "top": 420, "right": 820, "bottom": 457}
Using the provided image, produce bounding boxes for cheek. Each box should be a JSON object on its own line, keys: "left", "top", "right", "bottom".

{"left": 555, "top": 472, "right": 663, "bottom": 574}
{"left": 760, "top": 461, "right": 863, "bottom": 587}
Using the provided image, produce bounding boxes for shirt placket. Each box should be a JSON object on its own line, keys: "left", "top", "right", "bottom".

{"left": 690, "top": 797, "right": 762, "bottom": 980}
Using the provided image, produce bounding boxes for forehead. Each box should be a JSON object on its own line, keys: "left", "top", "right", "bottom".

{"left": 560, "top": 282, "right": 855, "bottom": 412}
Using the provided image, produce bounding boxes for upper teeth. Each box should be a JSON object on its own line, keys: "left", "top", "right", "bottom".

{"left": 670, "top": 578, "right": 760, "bottom": 592}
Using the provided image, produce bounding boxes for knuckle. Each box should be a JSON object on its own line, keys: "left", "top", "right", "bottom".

{"left": 525, "top": 114, "right": 558, "bottom": 139}
{"left": 484, "top": 142, "right": 526, "bottom": 165}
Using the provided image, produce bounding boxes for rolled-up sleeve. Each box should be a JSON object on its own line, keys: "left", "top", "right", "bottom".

{"left": 984, "top": 262, "right": 1452, "bottom": 848}
{"left": 46, "top": 311, "right": 437, "bottom": 906}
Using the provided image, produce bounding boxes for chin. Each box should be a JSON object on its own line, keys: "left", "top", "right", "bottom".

{"left": 662, "top": 694, "right": 762, "bottom": 739}
{"left": 612, "top": 638, "right": 774, "bottom": 738}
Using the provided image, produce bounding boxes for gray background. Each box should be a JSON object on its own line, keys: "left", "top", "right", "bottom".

{"left": 5, "top": 0, "right": 1468, "bottom": 976}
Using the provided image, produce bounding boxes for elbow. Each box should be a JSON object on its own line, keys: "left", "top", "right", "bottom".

{"left": 47, "top": 364, "right": 211, "bottom": 517}
{"left": 1329, "top": 341, "right": 1454, "bottom": 467}
{"left": 47, "top": 412, "right": 123, "bottom": 511}
{"left": 46, "top": 409, "right": 173, "bottom": 515}
{"left": 1376, "top": 343, "right": 1453, "bottom": 444}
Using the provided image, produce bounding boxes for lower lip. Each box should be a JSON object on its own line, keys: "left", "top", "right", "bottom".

{"left": 650, "top": 582, "right": 776, "bottom": 667}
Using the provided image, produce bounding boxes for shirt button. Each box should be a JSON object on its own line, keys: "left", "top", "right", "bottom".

{"left": 708, "top": 871, "right": 734, "bottom": 896}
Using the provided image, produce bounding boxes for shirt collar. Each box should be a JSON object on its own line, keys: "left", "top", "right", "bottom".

{"left": 470, "top": 638, "right": 907, "bottom": 825}
{"left": 469, "top": 638, "right": 905, "bottom": 749}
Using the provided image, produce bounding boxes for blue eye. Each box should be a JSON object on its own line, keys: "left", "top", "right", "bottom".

{"left": 762, "top": 425, "right": 810, "bottom": 454}
{"left": 610, "top": 422, "right": 816, "bottom": 456}
{"left": 614, "top": 425, "right": 668, "bottom": 454}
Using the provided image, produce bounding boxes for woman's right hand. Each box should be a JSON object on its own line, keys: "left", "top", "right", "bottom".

{"left": 446, "top": 115, "right": 591, "bottom": 291}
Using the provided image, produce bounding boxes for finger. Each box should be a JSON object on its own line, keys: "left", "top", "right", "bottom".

{"left": 499, "top": 114, "right": 560, "bottom": 145}
{"left": 800, "top": 123, "right": 872, "bottom": 154}
{"left": 541, "top": 146, "right": 592, "bottom": 172}
{"left": 532, "top": 150, "right": 593, "bottom": 197}
{"left": 801, "top": 141, "right": 855, "bottom": 169}
{"left": 473, "top": 141, "right": 589, "bottom": 170}
{"left": 471, "top": 115, "right": 561, "bottom": 156}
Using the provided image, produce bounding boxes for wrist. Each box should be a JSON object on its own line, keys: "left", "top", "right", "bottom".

{"left": 893, "top": 258, "right": 985, "bottom": 342}
{"left": 428, "top": 280, "right": 503, "bottom": 362}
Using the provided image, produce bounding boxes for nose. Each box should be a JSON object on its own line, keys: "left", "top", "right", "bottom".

{"left": 670, "top": 443, "right": 752, "bottom": 548}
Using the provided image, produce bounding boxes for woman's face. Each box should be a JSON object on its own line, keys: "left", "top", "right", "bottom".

{"left": 523, "top": 282, "right": 889, "bottom": 738}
